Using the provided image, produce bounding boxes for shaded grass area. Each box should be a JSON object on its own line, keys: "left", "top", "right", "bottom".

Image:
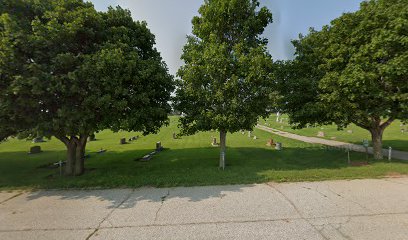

{"left": 0, "top": 117, "right": 407, "bottom": 190}
{"left": 259, "top": 114, "right": 408, "bottom": 151}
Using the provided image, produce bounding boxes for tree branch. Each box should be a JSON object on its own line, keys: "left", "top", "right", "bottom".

{"left": 54, "top": 134, "right": 70, "bottom": 146}
{"left": 380, "top": 117, "right": 395, "bottom": 130}
{"left": 353, "top": 120, "right": 370, "bottom": 130}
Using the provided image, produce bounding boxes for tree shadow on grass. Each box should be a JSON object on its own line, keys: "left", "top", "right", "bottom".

{"left": 347, "top": 139, "right": 408, "bottom": 152}
{"left": 1, "top": 145, "right": 407, "bottom": 209}
{"left": 380, "top": 139, "right": 408, "bottom": 152}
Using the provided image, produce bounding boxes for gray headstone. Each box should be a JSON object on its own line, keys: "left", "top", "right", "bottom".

{"left": 88, "top": 134, "right": 96, "bottom": 142}
{"left": 32, "top": 137, "right": 45, "bottom": 143}
{"left": 275, "top": 142, "right": 282, "bottom": 150}
{"left": 317, "top": 131, "right": 325, "bottom": 137}
{"left": 140, "top": 154, "right": 152, "bottom": 162}
{"left": 156, "top": 141, "right": 162, "bottom": 151}
{"left": 29, "top": 146, "right": 42, "bottom": 154}
{"left": 120, "top": 138, "right": 126, "bottom": 144}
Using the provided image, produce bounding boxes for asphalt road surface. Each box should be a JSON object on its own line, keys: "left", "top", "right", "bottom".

{"left": 1, "top": 178, "right": 408, "bottom": 239}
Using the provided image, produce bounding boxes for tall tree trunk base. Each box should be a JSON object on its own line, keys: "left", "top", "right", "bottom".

{"left": 74, "top": 137, "right": 87, "bottom": 176}
{"left": 371, "top": 128, "right": 384, "bottom": 160}
{"left": 65, "top": 143, "right": 76, "bottom": 176}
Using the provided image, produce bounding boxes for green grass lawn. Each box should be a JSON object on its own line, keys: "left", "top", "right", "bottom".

{"left": 0, "top": 116, "right": 407, "bottom": 190}
{"left": 259, "top": 114, "right": 408, "bottom": 151}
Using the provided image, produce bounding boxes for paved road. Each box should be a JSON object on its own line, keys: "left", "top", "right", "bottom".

{"left": 1, "top": 178, "right": 408, "bottom": 239}
{"left": 257, "top": 124, "right": 408, "bottom": 161}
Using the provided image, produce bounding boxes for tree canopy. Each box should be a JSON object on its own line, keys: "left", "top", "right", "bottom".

{"left": 175, "top": 0, "right": 273, "bottom": 168}
{"left": 0, "top": 0, "right": 174, "bottom": 175}
{"left": 276, "top": 0, "right": 408, "bottom": 159}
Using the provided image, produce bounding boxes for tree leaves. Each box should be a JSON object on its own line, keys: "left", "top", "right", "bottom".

{"left": 0, "top": 0, "right": 174, "bottom": 140}
{"left": 175, "top": 0, "right": 273, "bottom": 134}
{"left": 277, "top": 0, "right": 408, "bottom": 129}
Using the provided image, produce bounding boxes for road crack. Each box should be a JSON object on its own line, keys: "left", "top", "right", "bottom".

{"left": 325, "top": 184, "right": 373, "bottom": 213}
{"left": 266, "top": 183, "right": 330, "bottom": 240}
{"left": 154, "top": 190, "right": 170, "bottom": 223}
{"left": 332, "top": 217, "right": 353, "bottom": 240}
{"left": 85, "top": 189, "right": 134, "bottom": 240}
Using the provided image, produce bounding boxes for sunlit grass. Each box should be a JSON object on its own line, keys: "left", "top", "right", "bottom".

{"left": 0, "top": 116, "right": 407, "bottom": 190}
{"left": 259, "top": 114, "right": 408, "bottom": 151}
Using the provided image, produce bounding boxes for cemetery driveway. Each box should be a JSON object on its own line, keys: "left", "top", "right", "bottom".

{"left": 257, "top": 124, "right": 408, "bottom": 161}
{"left": 1, "top": 178, "right": 408, "bottom": 239}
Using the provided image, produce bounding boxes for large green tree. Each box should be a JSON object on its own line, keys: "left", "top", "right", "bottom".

{"left": 0, "top": 0, "right": 173, "bottom": 175}
{"left": 175, "top": 0, "right": 273, "bottom": 169}
{"left": 276, "top": 0, "right": 408, "bottom": 159}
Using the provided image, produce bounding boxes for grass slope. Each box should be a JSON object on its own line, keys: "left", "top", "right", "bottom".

{"left": 259, "top": 114, "right": 408, "bottom": 151}
{"left": 0, "top": 117, "right": 407, "bottom": 189}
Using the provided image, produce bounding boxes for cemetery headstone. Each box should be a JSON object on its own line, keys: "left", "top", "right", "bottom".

{"left": 275, "top": 142, "right": 282, "bottom": 150}
{"left": 32, "top": 136, "right": 45, "bottom": 143}
{"left": 140, "top": 154, "right": 152, "bottom": 162}
{"left": 120, "top": 138, "right": 126, "bottom": 144}
{"left": 156, "top": 141, "right": 163, "bottom": 151}
{"left": 29, "top": 146, "right": 42, "bottom": 154}
{"left": 266, "top": 138, "right": 276, "bottom": 146}
{"left": 212, "top": 137, "right": 219, "bottom": 146}
{"left": 248, "top": 131, "right": 251, "bottom": 138}
{"left": 253, "top": 136, "right": 257, "bottom": 140}
{"left": 87, "top": 134, "right": 96, "bottom": 142}
{"left": 173, "top": 132, "right": 177, "bottom": 139}
{"left": 97, "top": 148, "right": 107, "bottom": 154}
{"left": 317, "top": 131, "right": 325, "bottom": 137}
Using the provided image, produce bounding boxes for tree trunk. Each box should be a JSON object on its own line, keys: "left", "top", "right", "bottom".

{"left": 370, "top": 127, "right": 384, "bottom": 160}
{"left": 219, "top": 130, "right": 226, "bottom": 170}
{"left": 74, "top": 136, "right": 87, "bottom": 176}
{"left": 65, "top": 141, "right": 76, "bottom": 176}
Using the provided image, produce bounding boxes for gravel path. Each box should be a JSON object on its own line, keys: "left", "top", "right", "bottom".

{"left": 257, "top": 124, "right": 408, "bottom": 161}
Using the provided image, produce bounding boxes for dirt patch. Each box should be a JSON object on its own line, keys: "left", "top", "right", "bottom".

{"left": 350, "top": 161, "right": 369, "bottom": 167}
{"left": 385, "top": 172, "right": 408, "bottom": 178}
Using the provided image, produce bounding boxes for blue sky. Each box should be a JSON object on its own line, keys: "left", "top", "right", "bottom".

{"left": 90, "top": 0, "right": 363, "bottom": 75}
